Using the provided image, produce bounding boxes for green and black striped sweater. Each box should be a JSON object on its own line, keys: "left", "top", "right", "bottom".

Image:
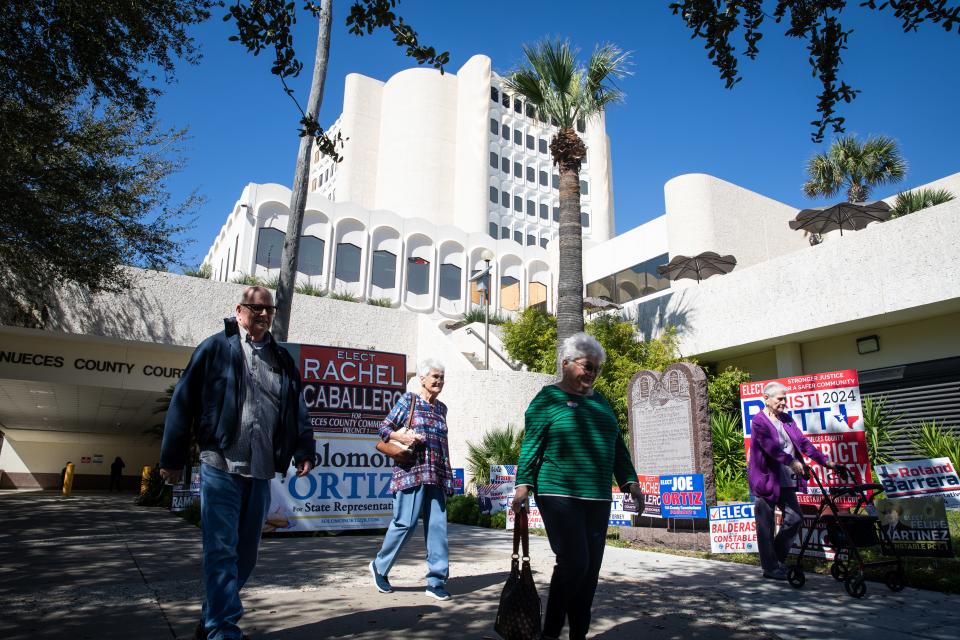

{"left": 516, "top": 385, "right": 638, "bottom": 500}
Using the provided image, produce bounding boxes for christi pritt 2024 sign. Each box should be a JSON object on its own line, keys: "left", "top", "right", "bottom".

{"left": 741, "top": 370, "right": 870, "bottom": 509}
{"left": 264, "top": 345, "right": 407, "bottom": 533}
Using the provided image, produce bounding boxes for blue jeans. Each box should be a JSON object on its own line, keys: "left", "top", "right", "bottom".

{"left": 373, "top": 484, "right": 448, "bottom": 588}
{"left": 537, "top": 495, "right": 611, "bottom": 640}
{"left": 199, "top": 463, "right": 271, "bottom": 640}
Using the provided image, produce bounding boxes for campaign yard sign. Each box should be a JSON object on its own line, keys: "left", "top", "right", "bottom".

{"left": 452, "top": 468, "right": 465, "bottom": 495}
{"left": 506, "top": 493, "right": 544, "bottom": 530}
{"left": 874, "top": 458, "right": 960, "bottom": 510}
{"left": 741, "top": 370, "right": 870, "bottom": 508}
{"left": 267, "top": 345, "right": 407, "bottom": 532}
{"left": 877, "top": 497, "right": 954, "bottom": 558}
{"left": 709, "top": 503, "right": 758, "bottom": 553}
{"left": 659, "top": 474, "right": 707, "bottom": 519}
{"left": 637, "top": 474, "right": 662, "bottom": 518}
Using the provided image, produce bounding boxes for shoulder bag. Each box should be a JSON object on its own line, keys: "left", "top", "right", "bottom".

{"left": 494, "top": 508, "right": 542, "bottom": 640}
{"left": 375, "top": 393, "right": 417, "bottom": 466}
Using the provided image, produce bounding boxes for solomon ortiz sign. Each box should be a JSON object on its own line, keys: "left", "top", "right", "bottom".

{"left": 266, "top": 345, "right": 408, "bottom": 532}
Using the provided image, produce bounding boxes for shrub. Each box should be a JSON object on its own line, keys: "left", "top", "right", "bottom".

{"left": 490, "top": 511, "right": 507, "bottom": 529}
{"left": 706, "top": 366, "right": 751, "bottom": 417}
{"left": 463, "top": 306, "right": 508, "bottom": 325}
{"left": 501, "top": 307, "right": 557, "bottom": 373}
{"left": 466, "top": 425, "right": 524, "bottom": 486}
{"left": 712, "top": 411, "right": 746, "bottom": 485}
{"left": 295, "top": 282, "right": 326, "bottom": 297}
{"left": 446, "top": 494, "right": 480, "bottom": 525}
{"left": 183, "top": 263, "right": 212, "bottom": 279}
{"left": 912, "top": 420, "right": 960, "bottom": 469}
{"left": 862, "top": 395, "right": 901, "bottom": 465}
{"left": 716, "top": 473, "right": 751, "bottom": 503}
{"left": 891, "top": 188, "right": 955, "bottom": 217}
{"left": 329, "top": 289, "right": 358, "bottom": 302}
{"left": 367, "top": 297, "right": 392, "bottom": 307}
{"left": 231, "top": 273, "right": 262, "bottom": 286}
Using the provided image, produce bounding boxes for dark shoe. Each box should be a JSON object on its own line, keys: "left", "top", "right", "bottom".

{"left": 370, "top": 560, "right": 393, "bottom": 593}
{"left": 195, "top": 622, "right": 207, "bottom": 640}
{"left": 425, "top": 585, "right": 451, "bottom": 601}
{"left": 763, "top": 568, "right": 789, "bottom": 581}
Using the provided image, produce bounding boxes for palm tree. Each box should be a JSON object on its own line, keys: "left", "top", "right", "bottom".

{"left": 803, "top": 135, "right": 907, "bottom": 204}
{"left": 505, "top": 40, "right": 630, "bottom": 347}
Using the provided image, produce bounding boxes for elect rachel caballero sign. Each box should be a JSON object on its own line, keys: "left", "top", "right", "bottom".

{"left": 265, "top": 345, "right": 407, "bottom": 533}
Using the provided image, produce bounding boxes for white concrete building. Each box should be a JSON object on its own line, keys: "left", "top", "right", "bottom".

{"left": 204, "top": 55, "right": 616, "bottom": 317}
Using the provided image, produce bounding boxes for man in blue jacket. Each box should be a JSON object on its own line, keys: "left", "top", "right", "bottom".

{"left": 160, "top": 286, "right": 315, "bottom": 640}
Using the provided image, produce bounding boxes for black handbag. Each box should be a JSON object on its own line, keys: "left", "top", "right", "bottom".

{"left": 494, "top": 508, "right": 542, "bottom": 640}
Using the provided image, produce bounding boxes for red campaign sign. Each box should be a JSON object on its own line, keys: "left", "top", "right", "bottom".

{"left": 637, "top": 474, "right": 662, "bottom": 518}
{"left": 288, "top": 344, "right": 407, "bottom": 435}
{"left": 740, "top": 370, "right": 871, "bottom": 509}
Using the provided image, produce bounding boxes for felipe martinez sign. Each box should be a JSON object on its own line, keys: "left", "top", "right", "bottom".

{"left": 267, "top": 345, "right": 407, "bottom": 532}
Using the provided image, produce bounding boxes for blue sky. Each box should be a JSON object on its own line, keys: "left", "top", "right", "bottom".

{"left": 156, "top": 2, "right": 960, "bottom": 269}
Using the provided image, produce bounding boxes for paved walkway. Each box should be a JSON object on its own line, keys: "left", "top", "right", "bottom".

{"left": 0, "top": 491, "right": 958, "bottom": 639}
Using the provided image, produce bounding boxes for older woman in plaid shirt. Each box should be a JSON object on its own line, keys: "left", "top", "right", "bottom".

{"left": 369, "top": 358, "right": 454, "bottom": 601}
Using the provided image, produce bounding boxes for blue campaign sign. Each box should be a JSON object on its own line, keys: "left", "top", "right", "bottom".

{"left": 659, "top": 474, "right": 707, "bottom": 519}
{"left": 452, "top": 468, "right": 465, "bottom": 495}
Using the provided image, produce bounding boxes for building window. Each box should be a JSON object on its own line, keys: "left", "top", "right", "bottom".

{"left": 501, "top": 124, "right": 509, "bottom": 140}
{"left": 501, "top": 190, "right": 510, "bottom": 208}
{"left": 311, "top": 178, "right": 317, "bottom": 191}
{"left": 513, "top": 229, "right": 522, "bottom": 244}
{"left": 585, "top": 253, "right": 671, "bottom": 305}
{"left": 298, "top": 235, "right": 325, "bottom": 276}
{"left": 233, "top": 235, "right": 239, "bottom": 272}
{"left": 438, "top": 263, "right": 461, "bottom": 301}
{"left": 371, "top": 249, "right": 396, "bottom": 289}
{"left": 526, "top": 234, "right": 535, "bottom": 246}
{"left": 527, "top": 199, "right": 535, "bottom": 216}
{"left": 501, "top": 226, "right": 510, "bottom": 240}
{"left": 513, "top": 161, "right": 522, "bottom": 178}
{"left": 580, "top": 180, "right": 589, "bottom": 195}
{"left": 576, "top": 117, "right": 586, "bottom": 133}
{"left": 581, "top": 212, "right": 590, "bottom": 227}
{"left": 489, "top": 186, "right": 498, "bottom": 203}
{"left": 552, "top": 174, "right": 559, "bottom": 189}
{"left": 501, "top": 275, "right": 520, "bottom": 311}
{"left": 526, "top": 166, "right": 535, "bottom": 183}
{"left": 526, "top": 134, "right": 534, "bottom": 150}
{"left": 539, "top": 237, "right": 548, "bottom": 249}
{"left": 526, "top": 103, "right": 535, "bottom": 118}
{"left": 255, "top": 227, "right": 284, "bottom": 270}
{"left": 489, "top": 151, "right": 498, "bottom": 169}
{"left": 553, "top": 207, "right": 559, "bottom": 222}
{"left": 539, "top": 170, "right": 548, "bottom": 187}
{"left": 491, "top": 87, "right": 499, "bottom": 102}
{"left": 501, "top": 157, "right": 510, "bottom": 173}
{"left": 540, "top": 203, "right": 548, "bottom": 219}
{"left": 488, "top": 222, "right": 498, "bottom": 239}
{"left": 334, "top": 242, "right": 361, "bottom": 283}
{"left": 514, "top": 97, "right": 522, "bottom": 113}
{"left": 502, "top": 92, "right": 509, "bottom": 108}
{"left": 490, "top": 118, "right": 498, "bottom": 135}
{"left": 406, "top": 258, "right": 430, "bottom": 295}
{"left": 514, "top": 129, "right": 522, "bottom": 145}
{"left": 513, "top": 195, "right": 522, "bottom": 212}
{"left": 539, "top": 138, "right": 548, "bottom": 154}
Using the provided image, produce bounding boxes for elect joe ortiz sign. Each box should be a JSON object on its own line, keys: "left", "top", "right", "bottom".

{"left": 265, "top": 345, "right": 407, "bottom": 533}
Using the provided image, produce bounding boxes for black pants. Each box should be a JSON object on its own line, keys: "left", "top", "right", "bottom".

{"left": 109, "top": 474, "right": 122, "bottom": 492}
{"left": 537, "top": 495, "right": 611, "bottom": 640}
{"left": 754, "top": 487, "right": 803, "bottom": 574}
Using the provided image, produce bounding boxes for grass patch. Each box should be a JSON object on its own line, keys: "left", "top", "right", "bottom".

{"left": 367, "top": 297, "right": 392, "bottom": 307}
{"left": 295, "top": 282, "right": 326, "bottom": 297}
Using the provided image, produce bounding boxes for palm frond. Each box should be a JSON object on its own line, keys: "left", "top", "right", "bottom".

{"left": 892, "top": 188, "right": 956, "bottom": 217}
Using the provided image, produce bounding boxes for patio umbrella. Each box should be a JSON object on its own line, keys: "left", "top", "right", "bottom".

{"left": 656, "top": 252, "right": 737, "bottom": 283}
{"left": 789, "top": 200, "right": 893, "bottom": 237}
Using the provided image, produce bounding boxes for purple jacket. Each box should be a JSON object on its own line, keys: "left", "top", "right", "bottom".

{"left": 747, "top": 411, "right": 829, "bottom": 504}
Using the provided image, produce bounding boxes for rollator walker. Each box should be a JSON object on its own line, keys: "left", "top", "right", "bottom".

{"left": 787, "top": 463, "right": 905, "bottom": 598}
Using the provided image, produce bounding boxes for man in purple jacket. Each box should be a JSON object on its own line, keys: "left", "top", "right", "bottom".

{"left": 748, "top": 381, "right": 840, "bottom": 580}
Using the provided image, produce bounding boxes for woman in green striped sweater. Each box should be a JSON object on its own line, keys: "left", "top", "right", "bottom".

{"left": 511, "top": 332, "right": 645, "bottom": 640}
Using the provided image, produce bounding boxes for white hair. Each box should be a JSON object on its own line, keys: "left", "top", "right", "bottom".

{"left": 763, "top": 381, "right": 788, "bottom": 397}
{"left": 560, "top": 332, "right": 606, "bottom": 365}
{"left": 417, "top": 358, "right": 446, "bottom": 376}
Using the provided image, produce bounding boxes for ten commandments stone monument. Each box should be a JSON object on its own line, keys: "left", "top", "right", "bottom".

{"left": 628, "top": 362, "right": 715, "bottom": 506}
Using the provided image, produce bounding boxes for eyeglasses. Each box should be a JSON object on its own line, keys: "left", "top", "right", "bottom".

{"left": 240, "top": 303, "right": 277, "bottom": 315}
{"left": 571, "top": 359, "right": 601, "bottom": 374}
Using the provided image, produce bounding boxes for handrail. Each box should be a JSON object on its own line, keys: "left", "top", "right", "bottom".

{"left": 464, "top": 327, "right": 522, "bottom": 371}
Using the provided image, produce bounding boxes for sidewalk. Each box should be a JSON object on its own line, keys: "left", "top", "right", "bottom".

{"left": 0, "top": 491, "right": 957, "bottom": 639}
